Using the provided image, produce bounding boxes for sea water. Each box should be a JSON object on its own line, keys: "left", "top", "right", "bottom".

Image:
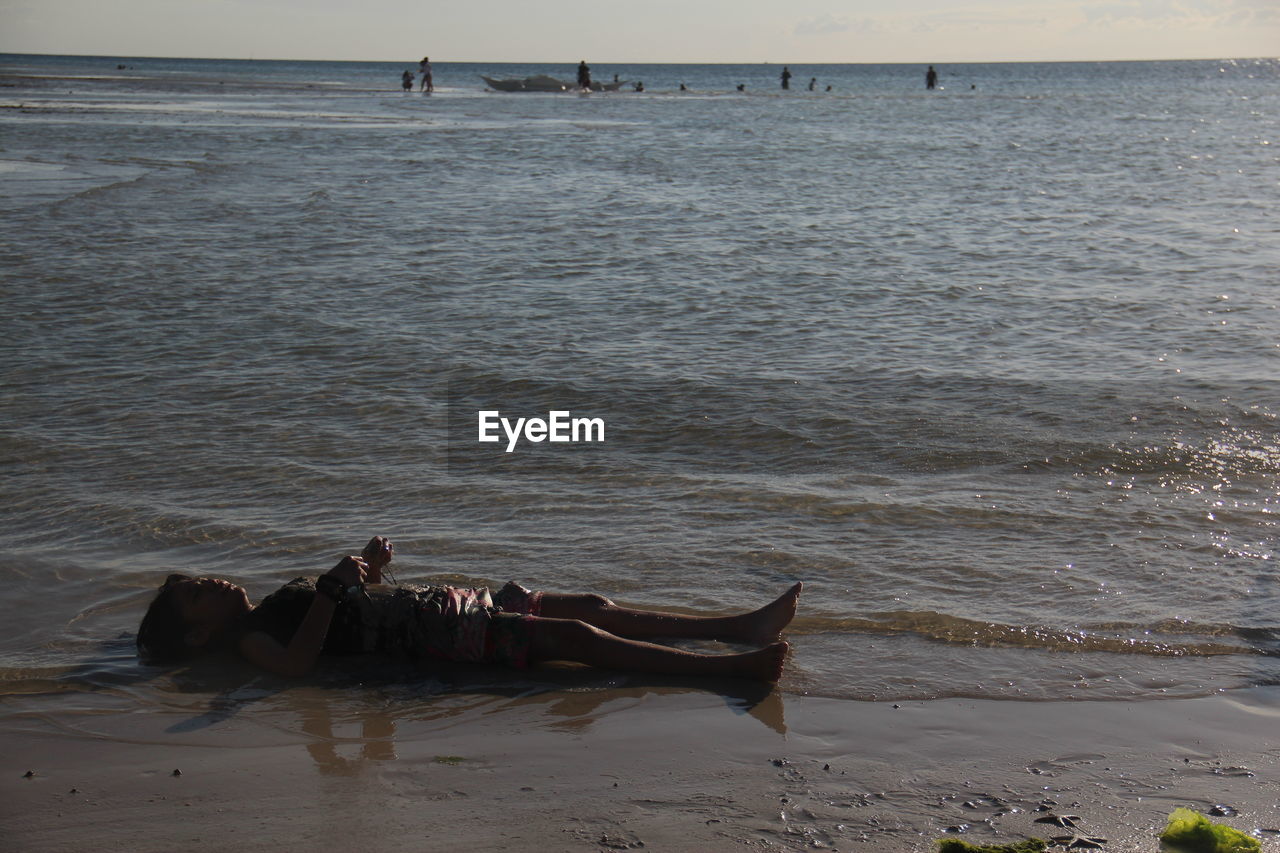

{"left": 1, "top": 54, "right": 1278, "bottom": 713}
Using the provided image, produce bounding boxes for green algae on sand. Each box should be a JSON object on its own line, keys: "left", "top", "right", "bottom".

{"left": 1160, "top": 807, "right": 1260, "bottom": 853}
{"left": 936, "top": 839, "right": 1047, "bottom": 853}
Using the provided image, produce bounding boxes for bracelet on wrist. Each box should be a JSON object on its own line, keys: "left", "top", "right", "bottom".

{"left": 315, "top": 574, "right": 348, "bottom": 604}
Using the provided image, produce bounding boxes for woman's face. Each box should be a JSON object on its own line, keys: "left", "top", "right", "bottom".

{"left": 165, "top": 575, "right": 252, "bottom": 631}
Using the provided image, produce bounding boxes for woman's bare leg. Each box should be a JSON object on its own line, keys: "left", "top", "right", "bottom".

{"left": 529, "top": 618, "right": 788, "bottom": 681}
{"left": 537, "top": 582, "right": 801, "bottom": 645}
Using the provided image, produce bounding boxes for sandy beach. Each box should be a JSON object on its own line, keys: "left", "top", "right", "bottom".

{"left": 4, "top": 52, "right": 1279, "bottom": 853}
{"left": 7, "top": 675, "right": 1278, "bottom": 852}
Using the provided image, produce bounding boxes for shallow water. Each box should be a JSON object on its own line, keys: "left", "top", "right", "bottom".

{"left": 2, "top": 54, "right": 1279, "bottom": 715}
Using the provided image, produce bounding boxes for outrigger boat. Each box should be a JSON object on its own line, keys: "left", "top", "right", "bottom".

{"left": 481, "top": 75, "right": 628, "bottom": 92}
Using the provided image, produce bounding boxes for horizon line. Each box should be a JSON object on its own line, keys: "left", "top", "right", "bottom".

{"left": 2, "top": 50, "right": 1276, "bottom": 67}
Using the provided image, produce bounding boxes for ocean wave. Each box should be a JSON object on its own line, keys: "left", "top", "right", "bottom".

{"left": 791, "top": 610, "right": 1276, "bottom": 658}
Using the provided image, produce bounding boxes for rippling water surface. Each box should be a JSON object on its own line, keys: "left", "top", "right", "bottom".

{"left": 2, "top": 54, "right": 1279, "bottom": 711}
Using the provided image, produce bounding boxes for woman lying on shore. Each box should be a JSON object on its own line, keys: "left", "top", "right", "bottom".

{"left": 137, "top": 537, "right": 799, "bottom": 682}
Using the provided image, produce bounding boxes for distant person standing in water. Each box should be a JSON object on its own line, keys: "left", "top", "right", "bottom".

{"left": 401, "top": 70, "right": 414, "bottom": 91}
{"left": 419, "top": 57, "right": 434, "bottom": 93}
{"left": 808, "top": 77, "right": 817, "bottom": 91}
{"left": 577, "top": 60, "right": 592, "bottom": 90}
{"left": 780, "top": 66, "right": 792, "bottom": 90}
{"left": 926, "top": 65, "right": 938, "bottom": 90}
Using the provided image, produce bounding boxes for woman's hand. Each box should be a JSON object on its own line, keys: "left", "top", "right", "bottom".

{"left": 361, "top": 536, "right": 393, "bottom": 570}
{"left": 360, "top": 536, "right": 393, "bottom": 584}
{"left": 324, "top": 555, "right": 368, "bottom": 588}
{"left": 240, "top": 555, "right": 368, "bottom": 678}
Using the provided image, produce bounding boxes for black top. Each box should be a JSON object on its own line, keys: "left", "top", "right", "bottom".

{"left": 240, "top": 577, "right": 457, "bottom": 657}
{"left": 241, "top": 577, "right": 366, "bottom": 654}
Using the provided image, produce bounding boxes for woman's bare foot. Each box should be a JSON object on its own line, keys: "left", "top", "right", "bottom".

{"left": 732, "top": 641, "right": 789, "bottom": 681}
{"left": 739, "top": 582, "right": 802, "bottom": 645}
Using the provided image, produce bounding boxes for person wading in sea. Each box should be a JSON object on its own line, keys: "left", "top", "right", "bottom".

{"left": 420, "top": 57, "right": 434, "bottom": 93}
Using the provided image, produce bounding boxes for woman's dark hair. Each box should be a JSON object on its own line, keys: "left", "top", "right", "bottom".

{"left": 136, "top": 574, "right": 195, "bottom": 663}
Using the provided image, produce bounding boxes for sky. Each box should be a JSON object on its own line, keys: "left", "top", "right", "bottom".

{"left": 1, "top": 0, "right": 1276, "bottom": 64}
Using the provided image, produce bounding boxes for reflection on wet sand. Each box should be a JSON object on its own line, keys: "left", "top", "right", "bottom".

{"left": 281, "top": 669, "right": 789, "bottom": 774}
{"left": 301, "top": 703, "right": 397, "bottom": 775}
{"left": 509, "top": 678, "right": 786, "bottom": 736}
{"left": 154, "top": 659, "right": 791, "bottom": 773}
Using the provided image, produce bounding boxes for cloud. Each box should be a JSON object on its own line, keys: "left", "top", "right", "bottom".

{"left": 1082, "top": 0, "right": 1279, "bottom": 26}
{"left": 794, "top": 14, "right": 852, "bottom": 36}
{"left": 1082, "top": 0, "right": 1188, "bottom": 25}
{"left": 1227, "top": 0, "right": 1280, "bottom": 24}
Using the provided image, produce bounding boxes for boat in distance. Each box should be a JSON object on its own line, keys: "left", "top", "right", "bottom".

{"left": 481, "top": 75, "right": 628, "bottom": 92}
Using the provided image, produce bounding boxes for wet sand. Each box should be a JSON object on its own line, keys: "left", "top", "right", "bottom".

{"left": 6, "top": 681, "right": 1279, "bottom": 852}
